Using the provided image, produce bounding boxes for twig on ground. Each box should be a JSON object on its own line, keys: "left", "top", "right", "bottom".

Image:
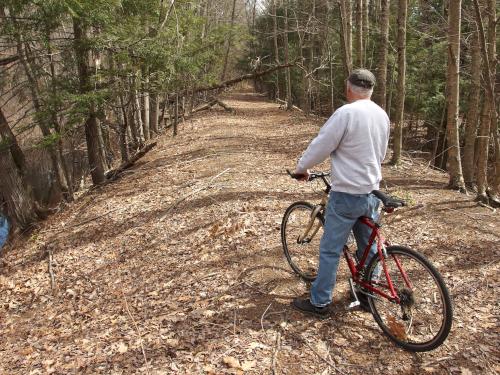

{"left": 122, "top": 292, "right": 150, "bottom": 374}
{"left": 271, "top": 331, "right": 281, "bottom": 375}
{"left": 69, "top": 208, "right": 120, "bottom": 228}
{"left": 478, "top": 202, "right": 496, "bottom": 213}
{"left": 302, "top": 338, "right": 346, "bottom": 375}
{"left": 47, "top": 246, "right": 56, "bottom": 293}
{"left": 261, "top": 303, "right": 272, "bottom": 330}
{"left": 159, "top": 168, "right": 230, "bottom": 221}
{"left": 421, "top": 356, "right": 452, "bottom": 368}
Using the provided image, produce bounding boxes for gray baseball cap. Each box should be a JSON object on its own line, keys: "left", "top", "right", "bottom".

{"left": 348, "top": 69, "right": 376, "bottom": 89}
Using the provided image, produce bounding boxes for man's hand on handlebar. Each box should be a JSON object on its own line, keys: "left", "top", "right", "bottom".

{"left": 286, "top": 169, "right": 310, "bottom": 181}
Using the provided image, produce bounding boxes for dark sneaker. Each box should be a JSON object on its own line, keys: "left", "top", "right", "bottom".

{"left": 292, "top": 298, "right": 331, "bottom": 319}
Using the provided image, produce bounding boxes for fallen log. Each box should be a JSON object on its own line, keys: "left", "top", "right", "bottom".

{"left": 173, "top": 63, "right": 295, "bottom": 97}
{"left": 105, "top": 142, "right": 157, "bottom": 181}
{"left": 0, "top": 55, "right": 19, "bottom": 66}
{"left": 193, "top": 99, "right": 235, "bottom": 114}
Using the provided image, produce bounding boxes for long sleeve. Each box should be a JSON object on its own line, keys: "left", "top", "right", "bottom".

{"left": 296, "top": 108, "right": 348, "bottom": 173}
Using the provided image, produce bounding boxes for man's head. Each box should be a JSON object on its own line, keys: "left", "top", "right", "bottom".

{"left": 346, "top": 69, "right": 375, "bottom": 102}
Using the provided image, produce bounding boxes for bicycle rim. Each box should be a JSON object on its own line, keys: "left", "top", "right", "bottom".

{"left": 367, "top": 246, "right": 453, "bottom": 352}
{"left": 281, "top": 202, "right": 323, "bottom": 282}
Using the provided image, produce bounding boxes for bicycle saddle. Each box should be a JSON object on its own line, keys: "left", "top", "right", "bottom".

{"left": 371, "top": 190, "right": 406, "bottom": 208}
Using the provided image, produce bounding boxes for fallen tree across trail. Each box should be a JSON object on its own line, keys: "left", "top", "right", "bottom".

{"left": 173, "top": 63, "right": 295, "bottom": 97}
{"left": 105, "top": 142, "right": 157, "bottom": 181}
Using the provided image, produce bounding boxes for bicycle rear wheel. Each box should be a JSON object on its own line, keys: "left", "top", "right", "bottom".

{"left": 281, "top": 202, "right": 323, "bottom": 282}
{"left": 365, "top": 246, "right": 453, "bottom": 352}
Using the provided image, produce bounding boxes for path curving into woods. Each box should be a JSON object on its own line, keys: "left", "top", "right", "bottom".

{"left": 0, "top": 91, "right": 498, "bottom": 374}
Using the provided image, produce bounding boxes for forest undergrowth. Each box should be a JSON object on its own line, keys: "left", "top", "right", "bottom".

{"left": 0, "top": 92, "right": 498, "bottom": 374}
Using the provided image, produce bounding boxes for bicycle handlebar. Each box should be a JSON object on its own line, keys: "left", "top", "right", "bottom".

{"left": 286, "top": 169, "right": 406, "bottom": 209}
{"left": 286, "top": 169, "right": 330, "bottom": 182}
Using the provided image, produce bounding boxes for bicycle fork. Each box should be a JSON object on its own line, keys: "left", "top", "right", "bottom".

{"left": 297, "top": 205, "right": 323, "bottom": 243}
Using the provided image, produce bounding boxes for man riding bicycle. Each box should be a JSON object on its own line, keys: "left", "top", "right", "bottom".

{"left": 292, "top": 69, "right": 390, "bottom": 318}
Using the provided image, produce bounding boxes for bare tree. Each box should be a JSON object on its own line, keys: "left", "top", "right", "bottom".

{"left": 444, "top": 0, "right": 465, "bottom": 191}
{"left": 462, "top": 27, "right": 481, "bottom": 188}
{"left": 391, "top": 0, "right": 407, "bottom": 165}
{"left": 338, "top": 0, "right": 353, "bottom": 75}
{"left": 372, "top": 0, "right": 390, "bottom": 109}
{"left": 473, "top": 0, "right": 498, "bottom": 203}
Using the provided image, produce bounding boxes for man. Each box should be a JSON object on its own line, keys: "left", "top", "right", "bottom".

{"left": 292, "top": 69, "right": 390, "bottom": 317}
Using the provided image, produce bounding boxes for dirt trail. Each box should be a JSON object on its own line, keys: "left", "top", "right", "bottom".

{"left": 0, "top": 92, "right": 498, "bottom": 374}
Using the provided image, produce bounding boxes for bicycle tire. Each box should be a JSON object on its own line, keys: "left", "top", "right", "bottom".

{"left": 365, "top": 245, "right": 453, "bottom": 352}
{"left": 281, "top": 201, "right": 324, "bottom": 282}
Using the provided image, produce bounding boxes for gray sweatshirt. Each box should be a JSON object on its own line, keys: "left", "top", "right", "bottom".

{"left": 296, "top": 99, "right": 389, "bottom": 194}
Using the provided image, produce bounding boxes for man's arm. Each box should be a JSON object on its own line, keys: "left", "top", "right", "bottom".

{"left": 295, "top": 109, "right": 348, "bottom": 174}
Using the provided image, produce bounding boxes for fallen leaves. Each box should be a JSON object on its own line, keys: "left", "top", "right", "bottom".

{"left": 0, "top": 94, "right": 498, "bottom": 375}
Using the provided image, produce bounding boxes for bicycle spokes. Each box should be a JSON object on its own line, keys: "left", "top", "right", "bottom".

{"left": 367, "top": 246, "right": 452, "bottom": 352}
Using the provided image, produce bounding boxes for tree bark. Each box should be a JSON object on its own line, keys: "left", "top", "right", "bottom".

{"left": 73, "top": 17, "right": 106, "bottom": 185}
{"left": 373, "top": 0, "right": 390, "bottom": 109}
{"left": 0, "top": 153, "right": 39, "bottom": 230}
{"left": 272, "top": 0, "right": 281, "bottom": 100}
{"left": 220, "top": 0, "right": 237, "bottom": 81}
{"left": 0, "top": 108, "right": 27, "bottom": 176}
{"left": 142, "top": 71, "right": 151, "bottom": 140}
{"left": 362, "top": 0, "right": 369, "bottom": 65}
{"left": 150, "top": 93, "right": 160, "bottom": 134}
{"left": 444, "top": 0, "right": 465, "bottom": 190}
{"left": 338, "top": 0, "right": 353, "bottom": 75}
{"left": 472, "top": 0, "right": 497, "bottom": 200}
{"left": 391, "top": 0, "right": 407, "bottom": 165}
{"left": 0, "top": 108, "right": 40, "bottom": 228}
{"left": 173, "top": 93, "right": 179, "bottom": 136}
{"left": 283, "top": 2, "right": 293, "bottom": 110}
{"left": 355, "top": 0, "right": 364, "bottom": 67}
{"left": 462, "top": 28, "right": 482, "bottom": 188}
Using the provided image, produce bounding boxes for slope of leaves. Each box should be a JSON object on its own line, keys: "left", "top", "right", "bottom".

{"left": 0, "top": 91, "right": 498, "bottom": 374}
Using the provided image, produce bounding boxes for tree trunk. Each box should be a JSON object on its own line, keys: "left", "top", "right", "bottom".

{"left": 283, "top": 2, "right": 293, "bottom": 110}
{"left": 0, "top": 108, "right": 27, "bottom": 176}
{"left": 391, "top": 0, "right": 407, "bottom": 165}
{"left": 462, "top": 28, "right": 482, "bottom": 188}
{"left": 73, "top": 17, "right": 106, "bottom": 185}
{"left": 362, "top": 0, "right": 369, "bottom": 66}
{"left": 220, "top": 0, "right": 237, "bottom": 81}
{"left": 472, "top": 0, "right": 496, "bottom": 200}
{"left": 10, "top": 13, "right": 68, "bottom": 197}
{"left": 150, "top": 93, "right": 160, "bottom": 134}
{"left": 47, "top": 35, "right": 73, "bottom": 201}
{"left": 445, "top": 0, "right": 465, "bottom": 190}
{"left": 338, "top": 0, "right": 353, "bottom": 75}
{"left": 118, "top": 94, "right": 130, "bottom": 163}
{"left": 355, "top": 0, "right": 364, "bottom": 67}
{"left": 173, "top": 93, "right": 179, "bottom": 136}
{"left": 133, "top": 76, "right": 145, "bottom": 144}
{"left": 0, "top": 153, "right": 39, "bottom": 230}
{"left": 272, "top": 0, "right": 280, "bottom": 100}
{"left": 142, "top": 71, "right": 151, "bottom": 140}
{"left": 373, "top": 0, "right": 390, "bottom": 109}
{"left": 0, "top": 108, "right": 40, "bottom": 228}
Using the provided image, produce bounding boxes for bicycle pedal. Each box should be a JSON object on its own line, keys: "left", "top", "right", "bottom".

{"left": 347, "top": 300, "right": 361, "bottom": 310}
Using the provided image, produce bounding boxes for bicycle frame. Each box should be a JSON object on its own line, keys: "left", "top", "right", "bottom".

{"left": 343, "top": 217, "right": 410, "bottom": 304}
{"left": 291, "top": 171, "right": 411, "bottom": 305}
{"left": 305, "top": 193, "right": 409, "bottom": 305}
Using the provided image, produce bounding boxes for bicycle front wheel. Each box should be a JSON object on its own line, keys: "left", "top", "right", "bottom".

{"left": 366, "top": 246, "right": 453, "bottom": 352}
{"left": 281, "top": 201, "right": 323, "bottom": 282}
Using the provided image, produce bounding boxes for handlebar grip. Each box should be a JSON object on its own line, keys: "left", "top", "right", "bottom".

{"left": 286, "top": 169, "right": 308, "bottom": 180}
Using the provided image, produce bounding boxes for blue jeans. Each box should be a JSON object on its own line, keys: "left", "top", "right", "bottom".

{"left": 310, "top": 191, "right": 380, "bottom": 307}
{"left": 0, "top": 215, "right": 9, "bottom": 251}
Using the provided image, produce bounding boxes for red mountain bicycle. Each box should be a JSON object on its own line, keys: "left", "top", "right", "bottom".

{"left": 281, "top": 170, "right": 453, "bottom": 352}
